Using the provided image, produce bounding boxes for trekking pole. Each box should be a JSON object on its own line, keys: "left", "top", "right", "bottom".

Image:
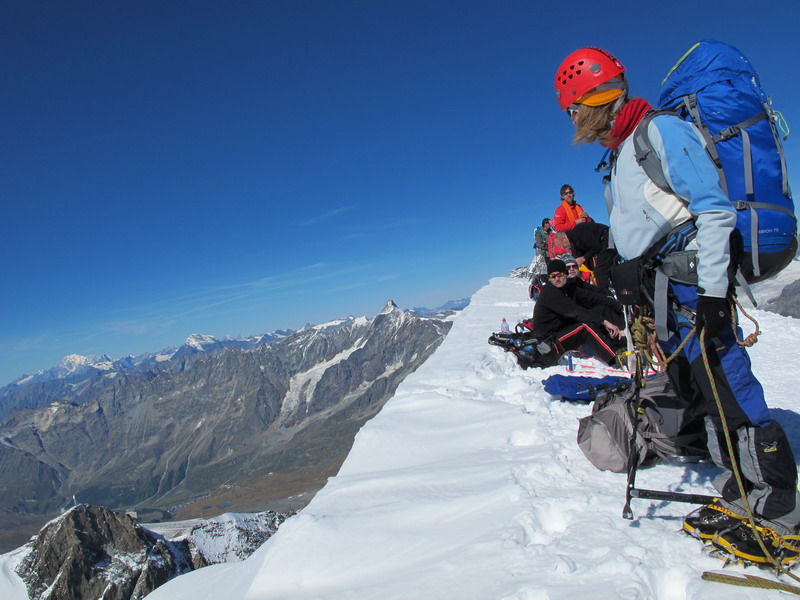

{"left": 621, "top": 385, "right": 718, "bottom": 516}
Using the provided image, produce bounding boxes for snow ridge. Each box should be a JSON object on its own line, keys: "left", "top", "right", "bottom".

{"left": 147, "top": 270, "right": 800, "bottom": 600}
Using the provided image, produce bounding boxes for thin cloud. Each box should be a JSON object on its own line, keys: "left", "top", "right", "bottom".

{"left": 298, "top": 206, "right": 356, "bottom": 227}
{"left": 95, "top": 263, "right": 378, "bottom": 335}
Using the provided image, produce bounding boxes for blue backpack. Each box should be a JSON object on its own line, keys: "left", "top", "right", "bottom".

{"left": 633, "top": 40, "right": 796, "bottom": 283}
{"left": 541, "top": 374, "right": 632, "bottom": 402}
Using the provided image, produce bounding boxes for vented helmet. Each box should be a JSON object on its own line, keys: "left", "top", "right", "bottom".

{"left": 555, "top": 47, "right": 626, "bottom": 110}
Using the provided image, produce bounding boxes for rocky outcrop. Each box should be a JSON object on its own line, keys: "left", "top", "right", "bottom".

{"left": 763, "top": 278, "right": 800, "bottom": 318}
{"left": 14, "top": 505, "right": 290, "bottom": 600}
{"left": 16, "top": 505, "right": 196, "bottom": 600}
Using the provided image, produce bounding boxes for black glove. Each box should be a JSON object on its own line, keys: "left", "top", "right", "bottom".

{"left": 695, "top": 295, "right": 730, "bottom": 338}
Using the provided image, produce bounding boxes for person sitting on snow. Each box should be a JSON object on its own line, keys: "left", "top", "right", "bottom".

{"left": 532, "top": 259, "right": 623, "bottom": 365}
{"left": 563, "top": 256, "right": 594, "bottom": 287}
{"left": 563, "top": 258, "right": 623, "bottom": 330}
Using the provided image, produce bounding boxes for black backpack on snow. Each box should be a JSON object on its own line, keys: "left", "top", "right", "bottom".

{"left": 488, "top": 324, "right": 559, "bottom": 370}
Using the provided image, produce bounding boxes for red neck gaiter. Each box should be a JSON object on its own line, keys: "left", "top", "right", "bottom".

{"left": 602, "top": 97, "right": 652, "bottom": 150}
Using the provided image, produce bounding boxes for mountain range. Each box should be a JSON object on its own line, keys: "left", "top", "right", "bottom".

{"left": 4, "top": 269, "right": 800, "bottom": 599}
{"left": 0, "top": 299, "right": 457, "bottom": 552}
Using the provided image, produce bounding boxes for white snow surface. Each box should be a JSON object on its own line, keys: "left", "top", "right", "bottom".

{"left": 143, "top": 264, "right": 800, "bottom": 600}
{"left": 147, "top": 512, "right": 284, "bottom": 564}
{"left": 0, "top": 548, "right": 29, "bottom": 600}
{"left": 281, "top": 341, "right": 368, "bottom": 417}
{"left": 4, "top": 263, "right": 800, "bottom": 599}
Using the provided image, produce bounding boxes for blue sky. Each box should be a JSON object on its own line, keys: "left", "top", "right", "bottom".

{"left": 2, "top": 0, "right": 799, "bottom": 385}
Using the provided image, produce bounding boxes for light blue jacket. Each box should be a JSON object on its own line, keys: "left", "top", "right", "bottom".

{"left": 609, "top": 114, "right": 737, "bottom": 298}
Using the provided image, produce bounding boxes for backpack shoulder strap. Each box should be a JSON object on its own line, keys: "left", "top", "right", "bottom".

{"left": 631, "top": 109, "right": 676, "bottom": 194}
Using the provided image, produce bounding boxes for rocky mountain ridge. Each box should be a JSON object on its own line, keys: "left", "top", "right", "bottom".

{"left": 0, "top": 300, "right": 452, "bottom": 551}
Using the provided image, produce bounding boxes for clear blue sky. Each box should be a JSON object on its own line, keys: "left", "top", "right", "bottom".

{"left": 2, "top": 0, "right": 799, "bottom": 384}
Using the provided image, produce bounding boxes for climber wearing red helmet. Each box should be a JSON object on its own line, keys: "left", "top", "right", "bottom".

{"left": 554, "top": 47, "right": 800, "bottom": 563}
{"left": 554, "top": 47, "right": 627, "bottom": 111}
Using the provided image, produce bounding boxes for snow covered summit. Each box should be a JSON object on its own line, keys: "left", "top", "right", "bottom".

{"left": 145, "top": 269, "right": 800, "bottom": 600}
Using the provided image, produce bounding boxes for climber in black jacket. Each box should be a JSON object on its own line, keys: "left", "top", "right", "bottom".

{"left": 532, "top": 259, "right": 623, "bottom": 365}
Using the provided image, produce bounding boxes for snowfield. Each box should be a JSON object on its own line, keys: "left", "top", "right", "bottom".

{"left": 5, "top": 263, "right": 800, "bottom": 599}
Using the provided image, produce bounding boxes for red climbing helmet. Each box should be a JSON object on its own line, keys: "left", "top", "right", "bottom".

{"left": 555, "top": 47, "right": 626, "bottom": 110}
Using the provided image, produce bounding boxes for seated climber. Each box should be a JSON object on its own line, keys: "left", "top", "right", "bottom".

{"left": 563, "top": 257, "right": 595, "bottom": 289}
{"left": 563, "top": 258, "right": 624, "bottom": 330}
{"left": 532, "top": 259, "right": 624, "bottom": 365}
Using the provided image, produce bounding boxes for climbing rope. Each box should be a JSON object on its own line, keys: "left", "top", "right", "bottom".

{"left": 694, "top": 302, "right": 798, "bottom": 587}
{"left": 628, "top": 294, "right": 761, "bottom": 373}
{"left": 628, "top": 309, "right": 689, "bottom": 374}
{"left": 701, "top": 572, "right": 800, "bottom": 594}
{"left": 732, "top": 295, "right": 762, "bottom": 348}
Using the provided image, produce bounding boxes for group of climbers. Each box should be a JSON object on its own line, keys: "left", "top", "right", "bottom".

{"left": 527, "top": 182, "right": 619, "bottom": 366}
{"left": 517, "top": 43, "right": 800, "bottom": 568}
{"left": 529, "top": 184, "right": 597, "bottom": 276}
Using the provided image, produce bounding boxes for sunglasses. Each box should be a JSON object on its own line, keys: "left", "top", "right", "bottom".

{"left": 549, "top": 272, "right": 566, "bottom": 280}
{"left": 566, "top": 264, "right": 579, "bottom": 270}
{"left": 566, "top": 104, "right": 580, "bottom": 120}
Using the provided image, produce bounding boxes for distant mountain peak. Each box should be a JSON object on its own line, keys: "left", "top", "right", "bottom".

{"left": 58, "top": 353, "right": 112, "bottom": 371}
{"left": 381, "top": 299, "right": 399, "bottom": 314}
{"left": 59, "top": 353, "right": 89, "bottom": 369}
{"left": 184, "top": 334, "right": 219, "bottom": 351}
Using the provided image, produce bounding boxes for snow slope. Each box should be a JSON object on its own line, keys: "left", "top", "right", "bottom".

{"left": 143, "top": 262, "right": 800, "bottom": 600}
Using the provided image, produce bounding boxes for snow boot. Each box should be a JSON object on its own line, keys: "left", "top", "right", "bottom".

{"left": 683, "top": 502, "right": 746, "bottom": 540}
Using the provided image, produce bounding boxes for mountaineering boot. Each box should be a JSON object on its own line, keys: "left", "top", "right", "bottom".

{"left": 712, "top": 522, "right": 800, "bottom": 567}
{"left": 683, "top": 502, "right": 745, "bottom": 540}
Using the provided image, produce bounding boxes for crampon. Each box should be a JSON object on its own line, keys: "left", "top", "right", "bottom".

{"left": 689, "top": 523, "right": 800, "bottom": 569}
